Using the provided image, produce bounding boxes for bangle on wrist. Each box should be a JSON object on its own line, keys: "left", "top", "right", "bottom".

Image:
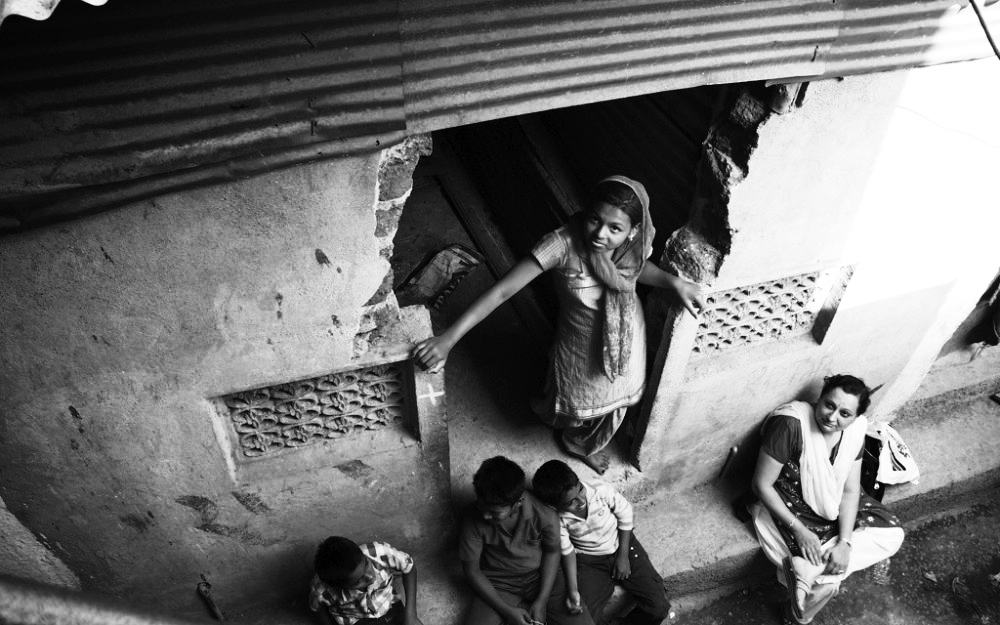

{"left": 839, "top": 537, "right": 853, "bottom": 548}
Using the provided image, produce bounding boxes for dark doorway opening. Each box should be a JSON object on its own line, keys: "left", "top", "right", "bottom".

{"left": 391, "top": 84, "right": 726, "bottom": 470}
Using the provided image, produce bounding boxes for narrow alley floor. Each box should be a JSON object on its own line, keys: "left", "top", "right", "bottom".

{"left": 676, "top": 484, "right": 1000, "bottom": 625}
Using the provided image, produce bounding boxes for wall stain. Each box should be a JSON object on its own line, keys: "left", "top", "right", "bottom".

{"left": 70, "top": 439, "right": 79, "bottom": 450}
{"left": 330, "top": 315, "right": 341, "bottom": 328}
{"left": 176, "top": 495, "right": 219, "bottom": 524}
{"left": 100, "top": 247, "right": 115, "bottom": 264}
{"left": 120, "top": 513, "right": 154, "bottom": 533}
{"left": 336, "top": 459, "right": 374, "bottom": 480}
{"left": 315, "top": 249, "right": 331, "bottom": 266}
{"left": 232, "top": 491, "right": 271, "bottom": 514}
{"left": 196, "top": 523, "right": 278, "bottom": 546}
{"left": 68, "top": 406, "right": 85, "bottom": 434}
{"left": 275, "top": 293, "right": 283, "bottom": 320}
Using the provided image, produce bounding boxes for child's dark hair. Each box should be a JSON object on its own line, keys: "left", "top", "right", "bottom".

{"left": 589, "top": 179, "right": 642, "bottom": 226}
{"left": 821, "top": 374, "right": 871, "bottom": 415}
{"left": 531, "top": 460, "right": 580, "bottom": 507}
{"left": 314, "top": 536, "right": 365, "bottom": 586}
{"left": 473, "top": 456, "right": 526, "bottom": 506}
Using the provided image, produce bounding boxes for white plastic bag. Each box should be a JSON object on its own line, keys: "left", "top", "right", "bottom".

{"left": 871, "top": 422, "right": 920, "bottom": 485}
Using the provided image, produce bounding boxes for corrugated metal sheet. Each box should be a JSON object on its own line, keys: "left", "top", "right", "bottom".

{"left": 401, "top": 0, "right": 1000, "bottom": 132}
{"left": 0, "top": 0, "right": 406, "bottom": 230}
{"left": 1, "top": 0, "right": 998, "bottom": 231}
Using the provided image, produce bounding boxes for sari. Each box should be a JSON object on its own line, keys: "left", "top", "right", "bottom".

{"left": 750, "top": 401, "right": 904, "bottom": 623}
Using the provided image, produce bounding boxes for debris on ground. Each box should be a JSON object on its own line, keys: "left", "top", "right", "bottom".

{"left": 397, "top": 244, "right": 483, "bottom": 309}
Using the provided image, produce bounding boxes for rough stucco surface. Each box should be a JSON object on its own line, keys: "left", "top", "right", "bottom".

{"left": 0, "top": 150, "right": 452, "bottom": 619}
{"left": 640, "top": 65, "right": 1000, "bottom": 490}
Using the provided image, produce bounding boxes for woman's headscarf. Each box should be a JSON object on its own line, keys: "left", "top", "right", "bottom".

{"left": 574, "top": 175, "right": 655, "bottom": 382}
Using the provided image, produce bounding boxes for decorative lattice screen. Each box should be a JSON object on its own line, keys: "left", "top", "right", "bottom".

{"left": 220, "top": 362, "right": 411, "bottom": 458}
{"left": 693, "top": 266, "right": 853, "bottom": 355}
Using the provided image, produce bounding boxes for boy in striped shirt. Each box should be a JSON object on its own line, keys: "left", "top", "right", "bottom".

{"left": 309, "top": 536, "right": 424, "bottom": 625}
{"left": 533, "top": 460, "right": 670, "bottom": 625}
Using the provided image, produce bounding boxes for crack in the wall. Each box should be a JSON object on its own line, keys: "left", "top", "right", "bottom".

{"left": 354, "top": 134, "right": 433, "bottom": 357}
{"left": 634, "top": 82, "right": 799, "bottom": 467}
{"left": 663, "top": 84, "right": 777, "bottom": 285}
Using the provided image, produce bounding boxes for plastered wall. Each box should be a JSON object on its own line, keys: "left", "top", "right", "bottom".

{"left": 640, "top": 61, "right": 1000, "bottom": 489}
{"left": 0, "top": 149, "right": 453, "bottom": 618}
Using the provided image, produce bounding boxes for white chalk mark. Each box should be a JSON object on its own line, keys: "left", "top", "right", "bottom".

{"left": 418, "top": 383, "right": 445, "bottom": 406}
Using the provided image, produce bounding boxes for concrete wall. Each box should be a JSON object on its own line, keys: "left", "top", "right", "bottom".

{"left": 0, "top": 141, "right": 453, "bottom": 620}
{"left": 640, "top": 60, "right": 1000, "bottom": 490}
{"left": 0, "top": 494, "right": 80, "bottom": 590}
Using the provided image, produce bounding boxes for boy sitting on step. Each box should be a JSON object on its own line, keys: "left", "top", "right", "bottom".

{"left": 459, "top": 455, "right": 594, "bottom": 625}
{"left": 309, "top": 536, "right": 424, "bottom": 625}
{"left": 532, "top": 460, "right": 671, "bottom": 625}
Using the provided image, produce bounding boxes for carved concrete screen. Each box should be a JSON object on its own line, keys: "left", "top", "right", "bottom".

{"left": 220, "top": 362, "right": 413, "bottom": 458}
{"left": 693, "top": 266, "right": 854, "bottom": 356}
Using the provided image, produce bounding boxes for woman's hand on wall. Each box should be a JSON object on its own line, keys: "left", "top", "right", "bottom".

{"left": 637, "top": 264, "right": 706, "bottom": 317}
{"left": 412, "top": 335, "right": 454, "bottom": 373}
{"left": 673, "top": 278, "right": 706, "bottom": 318}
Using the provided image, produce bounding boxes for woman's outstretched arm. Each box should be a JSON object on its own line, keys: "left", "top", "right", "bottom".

{"left": 412, "top": 256, "right": 544, "bottom": 371}
{"left": 636, "top": 263, "right": 705, "bottom": 317}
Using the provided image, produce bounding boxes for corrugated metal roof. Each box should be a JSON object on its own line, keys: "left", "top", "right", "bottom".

{"left": 0, "top": 0, "right": 406, "bottom": 230}
{"left": 1, "top": 0, "right": 997, "bottom": 231}
{"left": 401, "top": 0, "right": 999, "bottom": 132}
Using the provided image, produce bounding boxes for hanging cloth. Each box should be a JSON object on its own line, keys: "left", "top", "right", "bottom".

{"left": 572, "top": 175, "right": 654, "bottom": 381}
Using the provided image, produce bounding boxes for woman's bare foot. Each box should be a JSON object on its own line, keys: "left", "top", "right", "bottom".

{"left": 552, "top": 429, "right": 610, "bottom": 474}
{"left": 579, "top": 451, "right": 610, "bottom": 474}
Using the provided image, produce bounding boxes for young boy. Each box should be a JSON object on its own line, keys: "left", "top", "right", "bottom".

{"left": 309, "top": 536, "right": 424, "bottom": 625}
{"left": 532, "top": 460, "right": 670, "bottom": 625}
{"left": 459, "top": 456, "right": 595, "bottom": 625}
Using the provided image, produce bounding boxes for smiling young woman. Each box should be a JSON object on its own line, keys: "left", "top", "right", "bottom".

{"left": 412, "top": 176, "right": 705, "bottom": 474}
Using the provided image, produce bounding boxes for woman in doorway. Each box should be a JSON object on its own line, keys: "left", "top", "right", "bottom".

{"left": 750, "top": 374, "right": 905, "bottom": 625}
{"left": 412, "top": 176, "right": 704, "bottom": 474}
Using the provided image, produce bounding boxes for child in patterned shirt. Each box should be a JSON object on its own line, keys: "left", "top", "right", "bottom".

{"left": 309, "top": 536, "right": 424, "bottom": 625}
{"left": 533, "top": 460, "right": 670, "bottom": 625}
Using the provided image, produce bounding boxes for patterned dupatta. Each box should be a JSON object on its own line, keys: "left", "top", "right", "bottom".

{"left": 573, "top": 175, "right": 654, "bottom": 382}
{"left": 770, "top": 401, "right": 868, "bottom": 521}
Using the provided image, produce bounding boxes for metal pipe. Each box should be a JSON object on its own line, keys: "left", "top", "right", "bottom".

{"left": 0, "top": 573, "right": 203, "bottom": 625}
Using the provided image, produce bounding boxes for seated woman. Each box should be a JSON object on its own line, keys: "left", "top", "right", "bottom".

{"left": 750, "top": 374, "right": 905, "bottom": 625}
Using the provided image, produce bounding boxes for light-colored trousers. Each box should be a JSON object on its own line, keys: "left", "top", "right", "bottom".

{"left": 751, "top": 503, "right": 904, "bottom": 622}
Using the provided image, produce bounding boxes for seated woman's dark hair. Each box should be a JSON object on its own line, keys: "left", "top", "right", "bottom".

{"left": 532, "top": 459, "right": 580, "bottom": 506}
{"left": 821, "top": 374, "right": 871, "bottom": 415}
{"left": 589, "top": 179, "right": 642, "bottom": 226}
{"left": 314, "top": 536, "right": 364, "bottom": 586}
{"left": 473, "top": 456, "right": 526, "bottom": 506}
